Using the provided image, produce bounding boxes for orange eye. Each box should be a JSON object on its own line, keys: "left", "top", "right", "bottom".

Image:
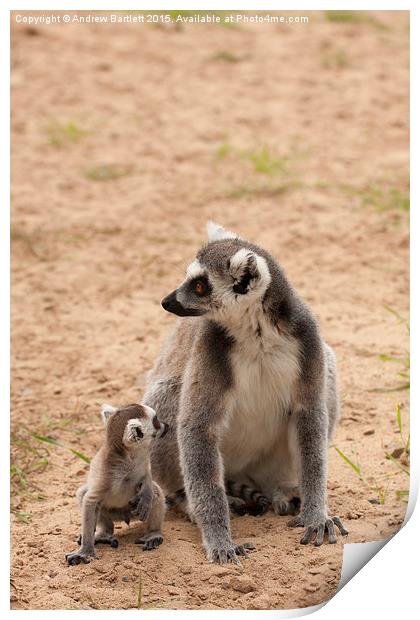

{"left": 195, "top": 280, "right": 206, "bottom": 296}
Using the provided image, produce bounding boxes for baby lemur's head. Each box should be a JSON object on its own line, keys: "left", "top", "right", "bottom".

{"left": 161, "top": 222, "right": 275, "bottom": 322}
{"left": 101, "top": 403, "right": 168, "bottom": 450}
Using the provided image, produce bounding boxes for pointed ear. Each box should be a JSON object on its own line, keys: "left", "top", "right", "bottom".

{"left": 229, "top": 249, "right": 271, "bottom": 294}
{"left": 229, "top": 249, "right": 258, "bottom": 279}
{"left": 207, "top": 221, "right": 240, "bottom": 243}
{"left": 101, "top": 403, "right": 117, "bottom": 425}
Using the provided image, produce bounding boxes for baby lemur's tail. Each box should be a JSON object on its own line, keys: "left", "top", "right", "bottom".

{"left": 166, "top": 482, "right": 270, "bottom": 516}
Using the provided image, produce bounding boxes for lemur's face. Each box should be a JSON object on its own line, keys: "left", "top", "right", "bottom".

{"left": 161, "top": 223, "right": 271, "bottom": 321}
{"left": 101, "top": 403, "right": 168, "bottom": 448}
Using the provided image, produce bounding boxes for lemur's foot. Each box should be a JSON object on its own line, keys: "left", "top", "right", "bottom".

{"left": 273, "top": 487, "right": 301, "bottom": 516}
{"left": 247, "top": 496, "right": 270, "bottom": 516}
{"left": 209, "top": 545, "right": 240, "bottom": 565}
{"left": 76, "top": 533, "right": 119, "bottom": 548}
{"left": 273, "top": 495, "right": 301, "bottom": 516}
{"left": 65, "top": 548, "right": 97, "bottom": 566}
{"left": 288, "top": 513, "right": 348, "bottom": 546}
{"left": 235, "top": 542, "right": 255, "bottom": 558}
{"left": 208, "top": 541, "right": 255, "bottom": 565}
{"left": 229, "top": 495, "right": 269, "bottom": 517}
{"left": 95, "top": 535, "right": 119, "bottom": 548}
{"left": 135, "top": 531, "right": 163, "bottom": 551}
{"left": 228, "top": 496, "right": 248, "bottom": 516}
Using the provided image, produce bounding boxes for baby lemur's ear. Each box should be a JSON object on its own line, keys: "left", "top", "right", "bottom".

{"left": 101, "top": 403, "right": 117, "bottom": 425}
{"left": 228, "top": 248, "right": 271, "bottom": 294}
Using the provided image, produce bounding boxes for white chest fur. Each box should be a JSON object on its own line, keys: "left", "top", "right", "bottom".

{"left": 221, "top": 310, "right": 300, "bottom": 476}
{"left": 102, "top": 452, "right": 149, "bottom": 509}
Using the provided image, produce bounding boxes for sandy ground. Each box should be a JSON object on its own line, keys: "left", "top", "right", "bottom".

{"left": 11, "top": 10, "right": 409, "bottom": 610}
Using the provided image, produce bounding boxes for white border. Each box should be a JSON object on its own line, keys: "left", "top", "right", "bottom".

{"left": 3, "top": 2, "right": 417, "bottom": 619}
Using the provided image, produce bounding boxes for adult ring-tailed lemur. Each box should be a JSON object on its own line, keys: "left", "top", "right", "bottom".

{"left": 144, "top": 222, "right": 348, "bottom": 564}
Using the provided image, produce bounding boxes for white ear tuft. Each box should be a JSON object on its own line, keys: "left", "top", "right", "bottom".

{"left": 207, "top": 221, "right": 239, "bottom": 243}
{"left": 229, "top": 248, "right": 258, "bottom": 278}
{"left": 101, "top": 403, "right": 117, "bottom": 425}
{"left": 229, "top": 248, "right": 271, "bottom": 293}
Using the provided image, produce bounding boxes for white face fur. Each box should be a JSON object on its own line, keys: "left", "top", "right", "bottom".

{"left": 174, "top": 223, "right": 272, "bottom": 321}
{"left": 207, "top": 247, "right": 271, "bottom": 318}
{"left": 101, "top": 403, "right": 161, "bottom": 448}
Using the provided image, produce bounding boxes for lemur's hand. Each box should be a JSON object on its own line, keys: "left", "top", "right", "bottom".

{"left": 207, "top": 541, "right": 255, "bottom": 565}
{"left": 65, "top": 547, "right": 97, "bottom": 566}
{"left": 288, "top": 510, "right": 348, "bottom": 546}
{"left": 129, "top": 483, "right": 154, "bottom": 522}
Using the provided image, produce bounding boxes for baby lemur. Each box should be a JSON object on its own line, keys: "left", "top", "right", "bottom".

{"left": 144, "top": 222, "right": 348, "bottom": 564}
{"left": 66, "top": 403, "right": 168, "bottom": 566}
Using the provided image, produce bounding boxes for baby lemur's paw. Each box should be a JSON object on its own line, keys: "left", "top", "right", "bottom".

{"left": 130, "top": 485, "right": 153, "bottom": 522}
{"left": 135, "top": 531, "right": 163, "bottom": 551}
{"left": 132, "top": 502, "right": 152, "bottom": 522}
{"left": 130, "top": 497, "right": 152, "bottom": 522}
{"left": 65, "top": 548, "right": 97, "bottom": 566}
{"left": 288, "top": 512, "right": 348, "bottom": 546}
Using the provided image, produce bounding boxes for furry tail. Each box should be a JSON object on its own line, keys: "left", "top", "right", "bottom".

{"left": 166, "top": 482, "right": 270, "bottom": 516}
{"left": 226, "top": 480, "right": 270, "bottom": 515}
{"left": 165, "top": 488, "right": 186, "bottom": 509}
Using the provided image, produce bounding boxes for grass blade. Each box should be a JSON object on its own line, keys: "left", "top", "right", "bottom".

{"left": 32, "top": 434, "right": 59, "bottom": 446}
{"left": 383, "top": 304, "right": 409, "bottom": 332}
{"left": 368, "top": 383, "right": 410, "bottom": 393}
{"left": 378, "top": 354, "right": 403, "bottom": 363}
{"left": 333, "top": 446, "right": 361, "bottom": 476}
{"left": 386, "top": 454, "right": 410, "bottom": 475}
{"left": 396, "top": 402, "right": 403, "bottom": 435}
{"left": 69, "top": 449, "right": 91, "bottom": 464}
{"left": 32, "top": 435, "right": 90, "bottom": 463}
{"left": 12, "top": 511, "right": 32, "bottom": 524}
